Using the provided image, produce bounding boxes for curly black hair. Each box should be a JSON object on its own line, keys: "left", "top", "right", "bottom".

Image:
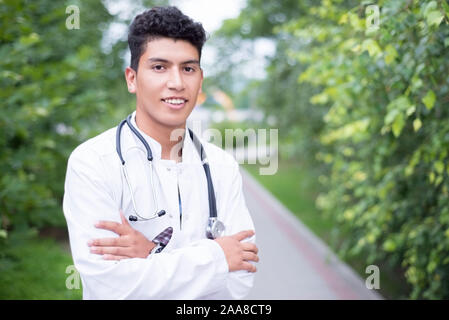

{"left": 128, "top": 6, "right": 207, "bottom": 72}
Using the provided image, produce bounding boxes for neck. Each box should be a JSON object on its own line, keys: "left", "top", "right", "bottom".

{"left": 135, "top": 110, "right": 185, "bottom": 163}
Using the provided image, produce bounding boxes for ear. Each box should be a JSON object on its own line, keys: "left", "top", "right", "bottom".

{"left": 194, "top": 70, "right": 205, "bottom": 107}
{"left": 198, "top": 68, "right": 204, "bottom": 94}
{"left": 125, "top": 67, "right": 137, "bottom": 94}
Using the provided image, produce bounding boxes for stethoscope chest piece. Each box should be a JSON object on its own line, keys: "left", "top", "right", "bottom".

{"left": 206, "top": 217, "right": 225, "bottom": 239}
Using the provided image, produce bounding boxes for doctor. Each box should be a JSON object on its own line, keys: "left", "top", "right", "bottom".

{"left": 63, "top": 6, "right": 259, "bottom": 299}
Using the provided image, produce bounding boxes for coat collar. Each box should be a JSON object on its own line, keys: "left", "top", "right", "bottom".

{"left": 121, "top": 111, "right": 200, "bottom": 165}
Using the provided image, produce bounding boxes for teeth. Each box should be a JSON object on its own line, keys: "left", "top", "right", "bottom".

{"left": 164, "top": 99, "right": 185, "bottom": 105}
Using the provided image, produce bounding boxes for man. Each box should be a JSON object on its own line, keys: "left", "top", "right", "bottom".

{"left": 63, "top": 6, "right": 259, "bottom": 299}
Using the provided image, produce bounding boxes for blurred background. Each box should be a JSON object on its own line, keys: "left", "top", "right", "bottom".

{"left": 1, "top": 0, "right": 449, "bottom": 299}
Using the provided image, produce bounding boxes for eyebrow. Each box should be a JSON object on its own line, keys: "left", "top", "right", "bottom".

{"left": 147, "top": 57, "right": 200, "bottom": 65}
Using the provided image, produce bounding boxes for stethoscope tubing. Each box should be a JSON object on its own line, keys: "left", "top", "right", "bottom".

{"left": 115, "top": 113, "right": 222, "bottom": 237}
{"left": 116, "top": 115, "right": 162, "bottom": 221}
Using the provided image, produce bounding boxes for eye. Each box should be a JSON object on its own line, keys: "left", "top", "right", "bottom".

{"left": 152, "top": 65, "right": 165, "bottom": 71}
{"left": 184, "top": 66, "right": 195, "bottom": 73}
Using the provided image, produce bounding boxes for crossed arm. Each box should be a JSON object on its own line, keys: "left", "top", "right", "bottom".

{"left": 64, "top": 147, "right": 258, "bottom": 298}
{"left": 88, "top": 211, "right": 259, "bottom": 273}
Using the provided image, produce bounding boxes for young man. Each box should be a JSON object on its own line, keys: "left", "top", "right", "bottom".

{"left": 63, "top": 6, "right": 258, "bottom": 299}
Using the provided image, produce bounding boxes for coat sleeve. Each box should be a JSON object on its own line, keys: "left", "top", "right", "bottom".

{"left": 63, "top": 145, "right": 228, "bottom": 299}
{"left": 202, "top": 159, "right": 256, "bottom": 300}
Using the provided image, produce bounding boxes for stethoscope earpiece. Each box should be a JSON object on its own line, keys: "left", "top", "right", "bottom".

{"left": 128, "top": 210, "right": 166, "bottom": 222}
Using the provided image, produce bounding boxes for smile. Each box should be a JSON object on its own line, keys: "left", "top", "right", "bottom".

{"left": 162, "top": 98, "right": 188, "bottom": 110}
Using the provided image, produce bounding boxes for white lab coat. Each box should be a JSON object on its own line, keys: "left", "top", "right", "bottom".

{"left": 63, "top": 112, "right": 256, "bottom": 300}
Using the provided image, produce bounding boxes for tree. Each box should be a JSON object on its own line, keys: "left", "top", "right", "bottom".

{"left": 214, "top": 0, "right": 449, "bottom": 298}
{"left": 0, "top": 0, "right": 164, "bottom": 241}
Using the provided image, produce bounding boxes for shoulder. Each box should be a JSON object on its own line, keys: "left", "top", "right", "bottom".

{"left": 68, "top": 126, "right": 117, "bottom": 167}
{"left": 201, "top": 140, "right": 238, "bottom": 169}
{"left": 198, "top": 140, "right": 243, "bottom": 186}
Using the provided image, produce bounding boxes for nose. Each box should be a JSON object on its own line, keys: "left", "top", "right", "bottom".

{"left": 167, "top": 68, "right": 184, "bottom": 91}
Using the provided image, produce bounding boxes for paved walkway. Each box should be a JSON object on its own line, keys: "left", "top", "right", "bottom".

{"left": 240, "top": 169, "right": 383, "bottom": 300}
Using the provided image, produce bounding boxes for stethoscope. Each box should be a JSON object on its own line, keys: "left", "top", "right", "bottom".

{"left": 115, "top": 114, "right": 225, "bottom": 239}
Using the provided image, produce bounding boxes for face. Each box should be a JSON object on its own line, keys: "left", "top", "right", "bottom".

{"left": 125, "top": 37, "right": 203, "bottom": 129}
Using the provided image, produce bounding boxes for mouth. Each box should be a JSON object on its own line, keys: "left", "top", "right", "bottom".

{"left": 161, "top": 97, "right": 188, "bottom": 110}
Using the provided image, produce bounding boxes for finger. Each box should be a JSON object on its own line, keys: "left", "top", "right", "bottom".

{"left": 242, "top": 242, "right": 258, "bottom": 254}
{"left": 120, "top": 210, "right": 130, "bottom": 227}
{"left": 90, "top": 246, "right": 129, "bottom": 257}
{"left": 95, "top": 221, "right": 126, "bottom": 235}
{"left": 242, "top": 252, "right": 259, "bottom": 263}
{"left": 103, "top": 254, "right": 130, "bottom": 261}
{"left": 241, "top": 261, "right": 257, "bottom": 273}
{"left": 88, "top": 237, "right": 126, "bottom": 247}
{"left": 232, "top": 230, "right": 255, "bottom": 242}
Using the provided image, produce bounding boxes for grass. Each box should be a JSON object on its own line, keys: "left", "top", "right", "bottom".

{"left": 0, "top": 229, "right": 82, "bottom": 300}
{"left": 243, "top": 159, "right": 412, "bottom": 299}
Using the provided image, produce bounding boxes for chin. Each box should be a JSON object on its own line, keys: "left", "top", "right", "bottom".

{"left": 164, "top": 111, "right": 193, "bottom": 126}
{"left": 158, "top": 116, "right": 188, "bottom": 128}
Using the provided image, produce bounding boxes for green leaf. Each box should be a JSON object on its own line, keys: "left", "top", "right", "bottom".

{"left": 392, "top": 113, "right": 405, "bottom": 137}
{"left": 422, "top": 1, "right": 444, "bottom": 26}
{"left": 393, "top": 96, "right": 412, "bottom": 112}
{"left": 430, "top": 171, "right": 436, "bottom": 183}
{"left": 19, "top": 32, "right": 40, "bottom": 46}
{"left": 410, "top": 76, "right": 423, "bottom": 92}
{"left": 426, "top": 10, "right": 444, "bottom": 26}
{"left": 413, "top": 118, "right": 422, "bottom": 132}
{"left": 384, "top": 44, "right": 398, "bottom": 65}
{"left": 422, "top": 90, "right": 436, "bottom": 110}
{"left": 406, "top": 106, "right": 416, "bottom": 117}
{"left": 383, "top": 239, "right": 397, "bottom": 252}
{"left": 385, "top": 108, "right": 399, "bottom": 125}
{"left": 0, "top": 229, "right": 7, "bottom": 239}
{"left": 310, "top": 92, "right": 329, "bottom": 104}
{"left": 443, "top": 0, "right": 449, "bottom": 19}
{"left": 427, "top": 260, "right": 437, "bottom": 273}
{"left": 361, "top": 39, "right": 382, "bottom": 57}
{"left": 434, "top": 161, "right": 445, "bottom": 174}
{"left": 424, "top": 0, "right": 438, "bottom": 15}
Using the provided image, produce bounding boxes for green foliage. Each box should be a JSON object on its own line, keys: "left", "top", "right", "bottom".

{"left": 0, "top": 0, "right": 165, "bottom": 298}
{"left": 295, "top": 0, "right": 449, "bottom": 299}
{"left": 0, "top": 0, "right": 129, "bottom": 233}
{"left": 215, "top": 0, "right": 449, "bottom": 298}
{"left": 0, "top": 0, "right": 141, "bottom": 297}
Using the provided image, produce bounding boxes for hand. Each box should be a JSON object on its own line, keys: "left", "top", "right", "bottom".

{"left": 214, "top": 230, "right": 259, "bottom": 273}
{"left": 88, "top": 211, "right": 156, "bottom": 260}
